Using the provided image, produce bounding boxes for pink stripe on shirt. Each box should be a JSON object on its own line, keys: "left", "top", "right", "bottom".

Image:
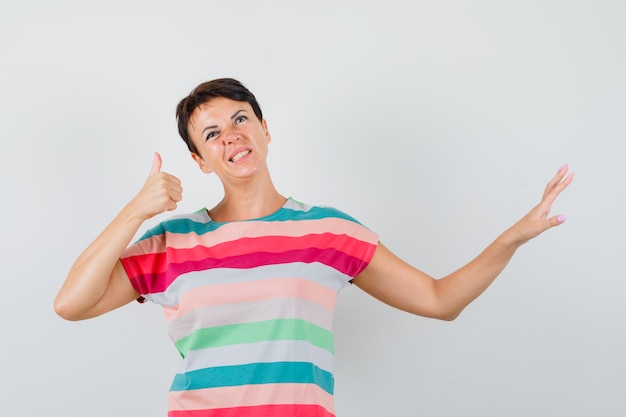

{"left": 167, "top": 383, "right": 334, "bottom": 414}
{"left": 164, "top": 277, "right": 336, "bottom": 321}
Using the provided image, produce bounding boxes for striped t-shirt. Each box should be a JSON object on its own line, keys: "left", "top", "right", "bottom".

{"left": 120, "top": 198, "right": 379, "bottom": 417}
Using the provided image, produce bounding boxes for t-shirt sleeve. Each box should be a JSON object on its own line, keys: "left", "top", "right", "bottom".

{"left": 322, "top": 207, "right": 379, "bottom": 284}
{"left": 344, "top": 221, "right": 379, "bottom": 279}
{"left": 120, "top": 223, "right": 167, "bottom": 302}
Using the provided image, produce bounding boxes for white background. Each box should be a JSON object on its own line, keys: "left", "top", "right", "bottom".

{"left": 2, "top": 1, "right": 625, "bottom": 416}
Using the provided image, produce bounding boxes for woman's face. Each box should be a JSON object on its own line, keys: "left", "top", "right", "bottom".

{"left": 188, "top": 96, "right": 272, "bottom": 183}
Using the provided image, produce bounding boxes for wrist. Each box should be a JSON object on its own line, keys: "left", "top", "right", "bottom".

{"left": 120, "top": 199, "right": 152, "bottom": 226}
{"left": 496, "top": 224, "right": 528, "bottom": 249}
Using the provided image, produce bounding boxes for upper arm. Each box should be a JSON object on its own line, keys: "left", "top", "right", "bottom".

{"left": 351, "top": 242, "right": 451, "bottom": 319}
{"left": 56, "top": 260, "right": 140, "bottom": 321}
{"left": 83, "top": 260, "right": 140, "bottom": 319}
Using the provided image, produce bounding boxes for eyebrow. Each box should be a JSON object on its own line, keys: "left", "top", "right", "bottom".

{"left": 201, "top": 109, "right": 248, "bottom": 136}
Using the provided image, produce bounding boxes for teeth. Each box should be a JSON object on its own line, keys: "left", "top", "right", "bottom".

{"left": 230, "top": 150, "right": 250, "bottom": 162}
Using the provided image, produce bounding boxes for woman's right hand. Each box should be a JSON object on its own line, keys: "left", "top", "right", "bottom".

{"left": 129, "top": 152, "right": 183, "bottom": 221}
{"left": 55, "top": 152, "right": 183, "bottom": 320}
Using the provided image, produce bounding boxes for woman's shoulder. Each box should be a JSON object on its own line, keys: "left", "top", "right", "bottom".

{"left": 135, "top": 209, "right": 212, "bottom": 241}
{"left": 283, "top": 197, "right": 366, "bottom": 225}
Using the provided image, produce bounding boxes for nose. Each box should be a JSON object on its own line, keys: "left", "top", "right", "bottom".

{"left": 223, "top": 128, "right": 240, "bottom": 144}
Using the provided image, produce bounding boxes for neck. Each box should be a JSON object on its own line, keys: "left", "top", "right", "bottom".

{"left": 209, "top": 171, "right": 286, "bottom": 222}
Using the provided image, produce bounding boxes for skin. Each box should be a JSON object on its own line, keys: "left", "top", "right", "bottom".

{"left": 54, "top": 97, "right": 573, "bottom": 322}
{"left": 187, "top": 97, "right": 287, "bottom": 223}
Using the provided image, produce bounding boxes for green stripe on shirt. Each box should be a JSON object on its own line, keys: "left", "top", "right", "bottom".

{"left": 175, "top": 319, "right": 334, "bottom": 358}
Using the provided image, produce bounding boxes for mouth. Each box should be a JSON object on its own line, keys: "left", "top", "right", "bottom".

{"left": 229, "top": 149, "right": 251, "bottom": 163}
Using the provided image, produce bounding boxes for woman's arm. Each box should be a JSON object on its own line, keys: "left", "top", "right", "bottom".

{"left": 352, "top": 165, "right": 574, "bottom": 320}
{"left": 54, "top": 152, "right": 183, "bottom": 321}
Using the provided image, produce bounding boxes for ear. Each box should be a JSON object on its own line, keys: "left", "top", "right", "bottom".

{"left": 262, "top": 119, "right": 272, "bottom": 144}
{"left": 191, "top": 152, "right": 213, "bottom": 174}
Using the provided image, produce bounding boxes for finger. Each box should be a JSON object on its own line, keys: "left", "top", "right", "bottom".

{"left": 537, "top": 173, "right": 573, "bottom": 221}
{"left": 544, "top": 172, "right": 574, "bottom": 205}
{"left": 149, "top": 152, "right": 162, "bottom": 176}
{"left": 167, "top": 182, "right": 184, "bottom": 203}
{"left": 543, "top": 165, "right": 573, "bottom": 201}
{"left": 164, "top": 199, "right": 178, "bottom": 212}
{"left": 548, "top": 214, "right": 567, "bottom": 227}
{"left": 543, "top": 164, "right": 568, "bottom": 198}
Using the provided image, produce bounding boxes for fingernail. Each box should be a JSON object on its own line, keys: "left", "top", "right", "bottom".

{"left": 558, "top": 163, "right": 568, "bottom": 173}
{"left": 557, "top": 215, "right": 567, "bottom": 223}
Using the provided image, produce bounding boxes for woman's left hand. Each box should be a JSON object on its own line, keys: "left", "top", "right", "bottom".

{"left": 504, "top": 164, "right": 574, "bottom": 246}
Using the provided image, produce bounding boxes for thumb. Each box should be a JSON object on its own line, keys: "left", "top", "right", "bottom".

{"left": 149, "top": 151, "right": 162, "bottom": 176}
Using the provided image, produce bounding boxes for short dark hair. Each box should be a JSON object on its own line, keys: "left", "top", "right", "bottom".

{"left": 175, "top": 78, "right": 263, "bottom": 154}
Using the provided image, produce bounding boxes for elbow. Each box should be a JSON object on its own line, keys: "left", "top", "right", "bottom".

{"left": 439, "top": 312, "right": 460, "bottom": 322}
{"left": 406, "top": 305, "right": 463, "bottom": 321}
{"left": 53, "top": 297, "right": 74, "bottom": 321}
{"left": 54, "top": 295, "right": 85, "bottom": 321}
{"left": 435, "top": 306, "right": 464, "bottom": 322}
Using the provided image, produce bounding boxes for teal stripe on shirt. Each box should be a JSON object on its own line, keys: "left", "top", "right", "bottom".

{"left": 137, "top": 205, "right": 363, "bottom": 241}
{"left": 170, "top": 361, "right": 334, "bottom": 394}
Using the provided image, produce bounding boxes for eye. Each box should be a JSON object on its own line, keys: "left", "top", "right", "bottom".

{"left": 235, "top": 115, "right": 248, "bottom": 124}
{"left": 205, "top": 131, "right": 219, "bottom": 141}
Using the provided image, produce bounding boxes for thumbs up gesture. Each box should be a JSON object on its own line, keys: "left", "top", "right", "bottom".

{"left": 130, "top": 152, "right": 183, "bottom": 221}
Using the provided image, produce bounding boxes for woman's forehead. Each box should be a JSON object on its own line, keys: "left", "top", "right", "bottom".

{"left": 188, "top": 98, "right": 253, "bottom": 132}
{"left": 199, "top": 97, "right": 250, "bottom": 113}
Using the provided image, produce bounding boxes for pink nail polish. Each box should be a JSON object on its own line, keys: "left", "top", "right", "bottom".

{"left": 557, "top": 215, "right": 567, "bottom": 223}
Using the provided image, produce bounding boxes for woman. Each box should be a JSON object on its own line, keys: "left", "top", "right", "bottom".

{"left": 55, "top": 78, "right": 573, "bottom": 416}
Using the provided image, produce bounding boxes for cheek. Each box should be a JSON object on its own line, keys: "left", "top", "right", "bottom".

{"left": 209, "top": 142, "right": 232, "bottom": 164}
{"left": 252, "top": 127, "right": 270, "bottom": 144}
